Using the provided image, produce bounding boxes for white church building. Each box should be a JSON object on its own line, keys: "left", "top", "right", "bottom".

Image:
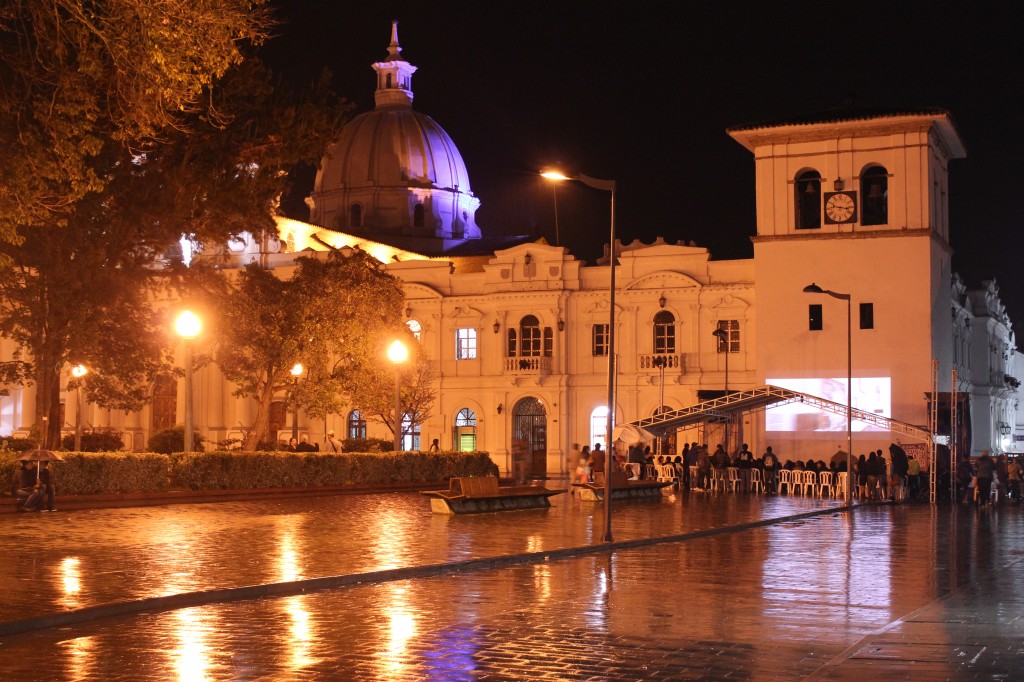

{"left": 1, "top": 24, "right": 1018, "bottom": 478}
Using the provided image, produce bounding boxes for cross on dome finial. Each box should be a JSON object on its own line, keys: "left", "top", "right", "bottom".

{"left": 386, "top": 20, "right": 403, "bottom": 61}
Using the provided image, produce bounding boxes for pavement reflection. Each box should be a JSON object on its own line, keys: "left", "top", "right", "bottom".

{"left": 3, "top": 494, "right": 1021, "bottom": 679}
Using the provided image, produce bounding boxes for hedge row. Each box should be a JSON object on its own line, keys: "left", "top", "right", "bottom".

{"left": 2, "top": 451, "right": 499, "bottom": 496}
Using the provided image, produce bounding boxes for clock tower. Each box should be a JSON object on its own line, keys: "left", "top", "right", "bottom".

{"left": 729, "top": 107, "right": 966, "bottom": 452}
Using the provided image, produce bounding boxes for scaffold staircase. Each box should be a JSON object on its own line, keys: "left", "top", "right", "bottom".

{"left": 633, "top": 385, "right": 932, "bottom": 442}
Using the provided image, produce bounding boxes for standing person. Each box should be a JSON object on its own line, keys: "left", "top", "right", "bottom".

{"left": 889, "top": 443, "right": 909, "bottom": 503}
{"left": 295, "top": 435, "right": 317, "bottom": 452}
{"left": 975, "top": 450, "right": 996, "bottom": 507}
{"left": 1008, "top": 456, "right": 1023, "bottom": 504}
{"left": 39, "top": 460, "right": 56, "bottom": 512}
{"left": 761, "top": 446, "right": 780, "bottom": 493}
{"left": 697, "top": 444, "right": 712, "bottom": 491}
{"left": 325, "top": 430, "right": 342, "bottom": 453}
{"left": 428, "top": 438, "right": 440, "bottom": 453}
{"left": 589, "top": 442, "right": 605, "bottom": 481}
{"left": 575, "top": 446, "right": 591, "bottom": 484}
{"left": 907, "top": 455, "right": 921, "bottom": 500}
{"left": 286, "top": 437, "right": 297, "bottom": 452}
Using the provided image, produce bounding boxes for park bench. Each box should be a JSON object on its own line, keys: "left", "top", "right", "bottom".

{"left": 420, "top": 475, "right": 565, "bottom": 514}
{"left": 573, "top": 469, "right": 672, "bottom": 502}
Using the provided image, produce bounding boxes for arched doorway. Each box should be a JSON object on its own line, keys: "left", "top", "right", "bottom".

{"left": 513, "top": 397, "right": 547, "bottom": 479}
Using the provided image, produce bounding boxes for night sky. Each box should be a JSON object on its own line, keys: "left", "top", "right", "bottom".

{"left": 262, "top": 2, "right": 1024, "bottom": 335}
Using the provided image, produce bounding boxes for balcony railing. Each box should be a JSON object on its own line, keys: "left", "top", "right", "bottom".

{"left": 505, "top": 356, "right": 552, "bottom": 376}
{"left": 638, "top": 354, "right": 683, "bottom": 372}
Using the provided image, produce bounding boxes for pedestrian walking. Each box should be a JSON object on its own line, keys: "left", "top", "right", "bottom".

{"left": 325, "top": 430, "right": 342, "bottom": 453}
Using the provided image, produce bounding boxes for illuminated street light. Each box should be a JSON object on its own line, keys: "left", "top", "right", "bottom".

{"left": 543, "top": 168, "right": 617, "bottom": 543}
{"left": 175, "top": 310, "right": 202, "bottom": 453}
{"left": 290, "top": 363, "right": 304, "bottom": 441}
{"left": 803, "top": 283, "right": 852, "bottom": 507}
{"left": 387, "top": 340, "right": 409, "bottom": 451}
{"left": 71, "top": 364, "right": 88, "bottom": 452}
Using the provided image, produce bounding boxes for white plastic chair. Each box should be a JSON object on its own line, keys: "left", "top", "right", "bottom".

{"left": 817, "top": 471, "right": 835, "bottom": 498}
{"left": 727, "top": 467, "right": 742, "bottom": 492}
{"left": 749, "top": 468, "right": 765, "bottom": 494}
{"left": 778, "top": 470, "right": 794, "bottom": 495}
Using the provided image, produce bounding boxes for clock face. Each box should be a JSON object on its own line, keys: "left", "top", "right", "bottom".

{"left": 824, "top": 191, "right": 858, "bottom": 224}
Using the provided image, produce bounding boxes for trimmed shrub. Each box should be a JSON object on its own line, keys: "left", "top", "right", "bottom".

{"left": 169, "top": 450, "right": 498, "bottom": 490}
{"left": 148, "top": 425, "right": 206, "bottom": 455}
{"left": 0, "top": 437, "right": 38, "bottom": 454}
{"left": 60, "top": 431, "right": 126, "bottom": 452}
{"left": 342, "top": 438, "right": 393, "bottom": 453}
{"left": 1, "top": 452, "right": 172, "bottom": 496}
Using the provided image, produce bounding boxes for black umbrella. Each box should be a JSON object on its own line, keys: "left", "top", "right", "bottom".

{"left": 17, "top": 449, "right": 63, "bottom": 482}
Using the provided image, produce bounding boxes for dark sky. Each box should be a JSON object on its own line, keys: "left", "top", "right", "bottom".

{"left": 262, "top": 2, "right": 1024, "bottom": 335}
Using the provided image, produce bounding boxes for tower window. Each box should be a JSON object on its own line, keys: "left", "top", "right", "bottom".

{"left": 716, "top": 320, "right": 741, "bottom": 353}
{"left": 809, "top": 304, "right": 823, "bottom": 331}
{"left": 860, "top": 302, "right": 874, "bottom": 330}
{"left": 413, "top": 204, "right": 425, "bottom": 229}
{"left": 860, "top": 166, "right": 888, "bottom": 226}
{"left": 795, "top": 171, "right": 822, "bottom": 229}
{"left": 456, "top": 328, "right": 477, "bottom": 360}
{"left": 349, "top": 203, "right": 362, "bottom": 228}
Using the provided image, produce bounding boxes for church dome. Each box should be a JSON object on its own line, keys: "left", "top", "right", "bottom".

{"left": 307, "top": 21, "right": 481, "bottom": 250}
{"left": 315, "top": 108, "right": 473, "bottom": 194}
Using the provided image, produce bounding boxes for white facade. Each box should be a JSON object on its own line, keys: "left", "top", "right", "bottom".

{"left": 2, "top": 32, "right": 1018, "bottom": 473}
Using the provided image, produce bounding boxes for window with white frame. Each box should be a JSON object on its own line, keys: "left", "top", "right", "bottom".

{"left": 592, "top": 324, "right": 609, "bottom": 356}
{"left": 456, "top": 327, "right": 477, "bottom": 359}
{"left": 715, "top": 320, "right": 740, "bottom": 353}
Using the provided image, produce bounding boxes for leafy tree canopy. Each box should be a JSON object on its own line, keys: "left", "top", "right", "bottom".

{"left": 0, "top": 0, "right": 273, "bottom": 239}
{"left": 207, "top": 249, "right": 411, "bottom": 449}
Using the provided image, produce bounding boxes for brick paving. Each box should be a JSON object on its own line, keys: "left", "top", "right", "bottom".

{"left": 1, "top": 489, "right": 1022, "bottom": 680}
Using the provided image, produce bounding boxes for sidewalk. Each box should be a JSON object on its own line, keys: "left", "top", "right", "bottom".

{"left": 1, "top": 490, "right": 1021, "bottom": 680}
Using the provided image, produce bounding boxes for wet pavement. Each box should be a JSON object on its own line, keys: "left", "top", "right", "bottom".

{"left": 1, "top": 488, "right": 1022, "bottom": 680}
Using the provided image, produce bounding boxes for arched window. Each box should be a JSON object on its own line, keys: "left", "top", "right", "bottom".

{"left": 519, "top": 315, "right": 542, "bottom": 357}
{"left": 349, "top": 203, "right": 362, "bottom": 228}
{"left": 860, "top": 166, "right": 888, "bottom": 226}
{"left": 454, "top": 408, "right": 477, "bottom": 451}
{"left": 653, "top": 311, "right": 676, "bottom": 354}
{"left": 401, "top": 412, "right": 420, "bottom": 451}
{"left": 347, "top": 410, "right": 367, "bottom": 439}
{"left": 795, "top": 171, "right": 822, "bottom": 229}
{"left": 590, "top": 406, "right": 609, "bottom": 452}
{"left": 413, "top": 204, "right": 425, "bottom": 228}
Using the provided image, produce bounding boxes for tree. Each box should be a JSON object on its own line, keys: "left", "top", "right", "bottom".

{"left": 345, "top": 351, "right": 438, "bottom": 445}
{"left": 209, "top": 249, "right": 408, "bottom": 450}
{"left": 0, "top": 0, "right": 273, "bottom": 240}
{"left": 0, "top": 49, "right": 351, "bottom": 448}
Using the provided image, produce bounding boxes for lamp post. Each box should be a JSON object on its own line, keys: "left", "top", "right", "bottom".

{"left": 387, "top": 340, "right": 409, "bottom": 451}
{"left": 712, "top": 327, "right": 731, "bottom": 452}
{"left": 711, "top": 328, "right": 730, "bottom": 394}
{"left": 174, "top": 310, "right": 202, "bottom": 453}
{"left": 542, "top": 169, "right": 616, "bottom": 542}
{"left": 803, "top": 283, "right": 853, "bottom": 507}
{"left": 290, "top": 363, "right": 303, "bottom": 441}
{"left": 71, "top": 364, "right": 88, "bottom": 452}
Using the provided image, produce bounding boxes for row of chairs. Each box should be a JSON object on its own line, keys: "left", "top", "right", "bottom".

{"left": 777, "top": 470, "right": 848, "bottom": 498}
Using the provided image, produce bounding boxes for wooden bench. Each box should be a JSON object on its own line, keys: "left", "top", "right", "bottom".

{"left": 573, "top": 469, "right": 672, "bottom": 502}
{"left": 420, "top": 475, "right": 566, "bottom": 514}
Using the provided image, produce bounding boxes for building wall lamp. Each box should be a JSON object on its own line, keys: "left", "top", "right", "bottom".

{"left": 658, "top": 294, "right": 667, "bottom": 309}
{"left": 493, "top": 320, "right": 501, "bottom": 334}
{"left": 557, "top": 318, "right": 565, "bottom": 332}
{"left": 497, "top": 403, "right": 503, "bottom": 415}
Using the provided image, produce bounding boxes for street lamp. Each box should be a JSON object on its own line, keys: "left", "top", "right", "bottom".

{"left": 174, "top": 310, "right": 202, "bottom": 453}
{"left": 711, "top": 328, "right": 730, "bottom": 394}
{"left": 387, "top": 340, "right": 409, "bottom": 451}
{"left": 71, "top": 364, "right": 88, "bottom": 451}
{"left": 290, "top": 363, "right": 303, "bottom": 441}
{"left": 803, "top": 283, "right": 853, "bottom": 507}
{"left": 542, "top": 169, "right": 617, "bottom": 542}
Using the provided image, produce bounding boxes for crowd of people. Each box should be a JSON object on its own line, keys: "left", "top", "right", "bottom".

{"left": 955, "top": 449, "right": 1024, "bottom": 507}
{"left": 572, "top": 439, "right": 944, "bottom": 503}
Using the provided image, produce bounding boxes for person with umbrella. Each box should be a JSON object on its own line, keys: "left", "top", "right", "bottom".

{"left": 16, "top": 449, "right": 63, "bottom": 512}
